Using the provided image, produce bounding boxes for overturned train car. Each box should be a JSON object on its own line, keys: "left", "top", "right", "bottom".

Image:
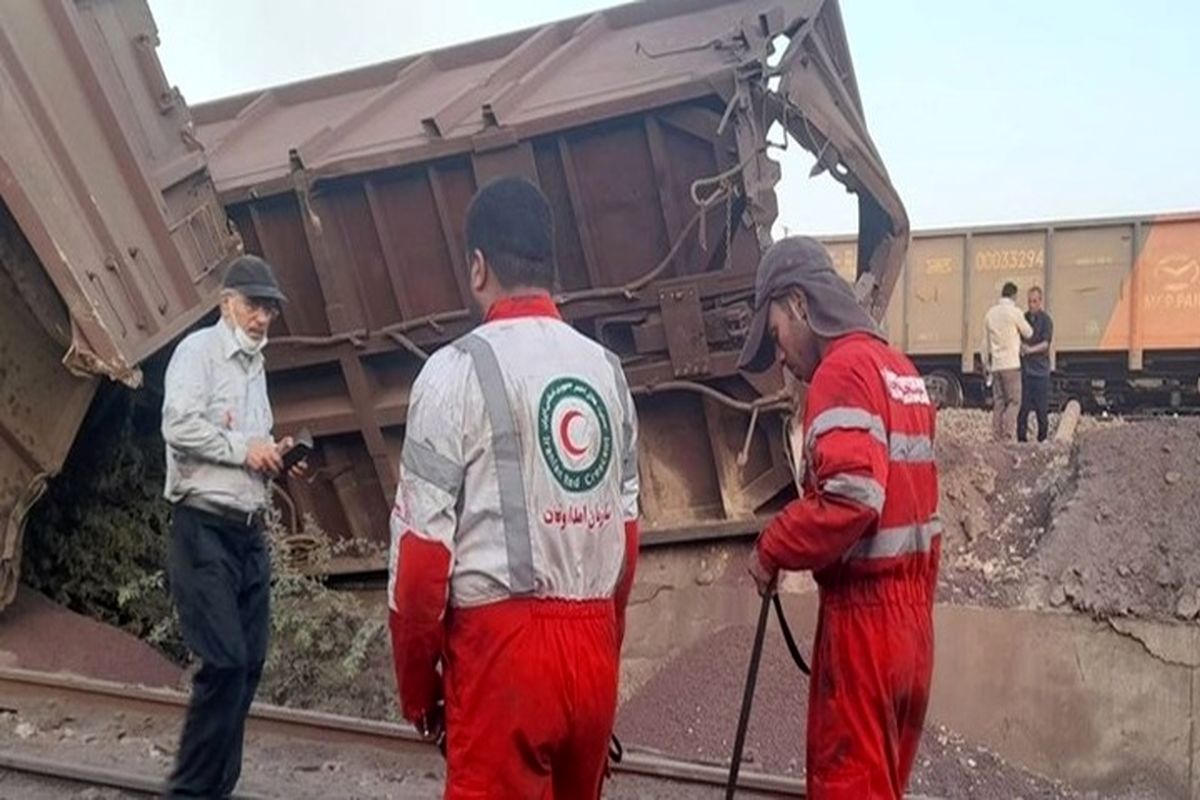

{"left": 192, "top": 0, "right": 908, "bottom": 571}
{"left": 0, "top": 0, "right": 239, "bottom": 607}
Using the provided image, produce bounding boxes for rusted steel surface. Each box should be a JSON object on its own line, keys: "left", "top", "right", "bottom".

{"left": 190, "top": 0, "right": 906, "bottom": 568}
{"left": 0, "top": 0, "right": 239, "bottom": 607}
{"left": 0, "top": 0, "right": 238, "bottom": 379}
{"left": 0, "top": 204, "right": 96, "bottom": 609}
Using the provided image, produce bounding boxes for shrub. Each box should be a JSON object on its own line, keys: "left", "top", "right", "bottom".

{"left": 22, "top": 384, "right": 186, "bottom": 660}
{"left": 23, "top": 381, "right": 396, "bottom": 720}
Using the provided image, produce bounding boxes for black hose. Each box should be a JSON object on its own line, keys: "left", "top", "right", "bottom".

{"left": 773, "top": 594, "right": 811, "bottom": 676}
{"left": 609, "top": 733, "right": 624, "bottom": 764}
{"left": 725, "top": 592, "right": 812, "bottom": 797}
{"left": 725, "top": 593, "right": 772, "bottom": 799}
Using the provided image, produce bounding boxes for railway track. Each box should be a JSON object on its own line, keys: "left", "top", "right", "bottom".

{"left": 0, "top": 666, "right": 806, "bottom": 798}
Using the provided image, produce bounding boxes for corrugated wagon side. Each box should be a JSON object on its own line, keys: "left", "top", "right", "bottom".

{"left": 824, "top": 213, "right": 1200, "bottom": 409}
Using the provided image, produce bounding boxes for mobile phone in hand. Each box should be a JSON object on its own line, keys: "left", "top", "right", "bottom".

{"left": 281, "top": 429, "right": 314, "bottom": 473}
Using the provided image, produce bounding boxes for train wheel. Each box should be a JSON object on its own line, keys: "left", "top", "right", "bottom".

{"left": 924, "top": 371, "right": 964, "bottom": 409}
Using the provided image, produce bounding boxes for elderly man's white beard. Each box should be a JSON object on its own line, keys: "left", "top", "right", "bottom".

{"left": 230, "top": 319, "right": 267, "bottom": 355}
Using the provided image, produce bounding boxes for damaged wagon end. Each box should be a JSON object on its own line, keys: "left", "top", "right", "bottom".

{"left": 0, "top": 0, "right": 239, "bottom": 609}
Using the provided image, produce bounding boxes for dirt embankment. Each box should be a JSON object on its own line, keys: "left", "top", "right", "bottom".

{"left": 934, "top": 410, "right": 1078, "bottom": 607}
{"left": 1024, "top": 417, "right": 1200, "bottom": 621}
{"left": 935, "top": 410, "right": 1200, "bottom": 624}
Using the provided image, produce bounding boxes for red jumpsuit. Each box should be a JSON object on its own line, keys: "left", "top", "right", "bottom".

{"left": 388, "top": 296, "right": 639, "bottom": 799}
{"left": 756, "top": 332, "right": 940, "bottom": 799}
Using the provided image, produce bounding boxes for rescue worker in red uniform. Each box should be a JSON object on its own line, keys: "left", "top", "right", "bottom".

{"left": 388, "top": 176, "right": 640, "bottom": 799}
{"left": 738, "top": 236, "right": 940, "bottom": 800}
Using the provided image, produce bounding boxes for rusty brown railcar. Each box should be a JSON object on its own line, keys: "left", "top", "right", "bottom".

{"left": 824, "top": 212, "right": 1200, "bottom": 409}
{"left": 0, "top": 0, "right": 239, "bottom": 607}
{"left": 190, "top": 0, "right": 908, "bottom": 572}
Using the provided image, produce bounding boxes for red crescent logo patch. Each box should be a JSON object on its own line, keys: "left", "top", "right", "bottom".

{"left": 559, "top": 410, "right": 588, "bottom": 458}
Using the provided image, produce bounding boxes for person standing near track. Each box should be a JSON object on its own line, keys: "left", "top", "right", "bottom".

{"left": 981, "top": 281, "right": 1034, "bottom": 441}
{"left": 739, "top": 237, "right": 940, "bottom": 799}
{"left": 1018, "top": 286, "right": 1054, "bottom": 442}
{"left": 161, "top": 255, "right": 304, "bottom": 799}
{"left": 387, "top": 176, "right": 640, "bottom": 799}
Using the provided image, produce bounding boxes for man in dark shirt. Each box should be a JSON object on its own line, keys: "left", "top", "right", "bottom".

{"left": 1018, "top": 286, "right": 1054, "bottom": 442}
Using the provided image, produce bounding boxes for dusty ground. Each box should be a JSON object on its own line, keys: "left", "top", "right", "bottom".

{"left": 0, "top": 588, "right": 182, "bottom": 689}
{"left": 617, "top": 622, "right": 1080, "bottom": 800}
{"left": 0, "top": 584, "right": 1076, "bottom": 799}
{"left": 0, "top": 771, "right": 139, "bottom": 799}
{"left": 0, "top": 697, "right": 735, "bottom": 800}
{"left": 0, "top": 694, "right": 447, "bottom": 799}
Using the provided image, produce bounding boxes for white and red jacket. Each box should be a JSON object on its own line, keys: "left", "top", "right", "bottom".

{"left": 388, "top": 295, "right": 640, "bottom": 723}
{"left": 758, "top": 332, "right": 940, "bottom": 602}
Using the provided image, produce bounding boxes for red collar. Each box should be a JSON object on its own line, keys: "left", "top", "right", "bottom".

{"left": 485, "top": 294, "right": 562, "bottom": 323}
{"left": 823, "top": 331, "right": 881, "bottom": 357}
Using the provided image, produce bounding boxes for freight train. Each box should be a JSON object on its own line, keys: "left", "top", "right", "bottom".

{"left": 823, "top": 213, "right": 1200, "bottom": 410}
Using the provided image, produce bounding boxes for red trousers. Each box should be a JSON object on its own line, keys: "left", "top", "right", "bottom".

{"left": 442, "top": 598, "right": 618, "bottom": 800}
{"left": 806, "top": 588, "right": 934, "bottom": 799}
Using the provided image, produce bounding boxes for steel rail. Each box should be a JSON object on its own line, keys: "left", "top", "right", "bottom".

{"left": 0, "top": 743, "right": 812, "bottom": 798}
{"left": 0, "top": 666, "right": 426, "bottom": 753}
{"left": 0, "top": 749, "right": 275, "bottom": 798}
{"left": 0, "top": 750, "right": 163, "bottom": 797}
{"left": 0, "top": 666, "right": 808, "bottom": 797}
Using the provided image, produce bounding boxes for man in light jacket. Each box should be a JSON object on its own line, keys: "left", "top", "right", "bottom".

{"left": 161, "top": 255, "right": 303, "bottom": 798}
{"left": 981, "top": 281, "right": 1033, "bottom": 441}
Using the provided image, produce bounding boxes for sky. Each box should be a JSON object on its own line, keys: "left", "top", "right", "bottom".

{"left": 150, "top": 0, "right": 1199, "bottom": 235}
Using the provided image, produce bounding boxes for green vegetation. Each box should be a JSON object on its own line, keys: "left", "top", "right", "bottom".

{"left": 23, "top": 386, "right": 184, "bottom": 659}
{"left": 23, "top": 383, "right": 396, "bottom": 719}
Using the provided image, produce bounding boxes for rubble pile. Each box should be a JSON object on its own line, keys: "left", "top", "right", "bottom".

{"left": 935, "top": 410, "right": 1200, "bottom": 623}
{"left": 934, "top": 410, "right": 1076, "bottom": 606}
{"left": 1026, "top": 417, "right": 1200, "bottom": 622}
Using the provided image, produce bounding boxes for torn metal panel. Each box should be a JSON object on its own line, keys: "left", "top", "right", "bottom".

{"left": 0, "top": 220, "right": 97, "bottom": 607}
{"left": 772, "top": 0, "right": 910, "bottom": 319}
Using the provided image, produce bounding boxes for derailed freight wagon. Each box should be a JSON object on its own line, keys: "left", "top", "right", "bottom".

{"left": 0, "top": 0, "right": 238, "bottom": 607}
{"left": 823, "top": 212, "right": 1200, "bottom": 409}
{"left": 192, "top": 0, "right": 907, "bottom": 572}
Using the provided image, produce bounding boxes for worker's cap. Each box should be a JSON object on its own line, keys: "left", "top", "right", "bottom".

{"left": 222, "top": 255, "right": 287, "bottom": 304}
{"left": 737, "top": 236, "right": 880, "bottom": 373}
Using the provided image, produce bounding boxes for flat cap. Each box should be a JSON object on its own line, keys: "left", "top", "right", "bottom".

{"left": 222, "top": 255, "right": 287, "bottom": 303}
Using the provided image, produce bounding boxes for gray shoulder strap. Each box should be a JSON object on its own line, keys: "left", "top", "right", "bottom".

{"left": 453, "top": 334, "right": 535, "bottom": 594}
